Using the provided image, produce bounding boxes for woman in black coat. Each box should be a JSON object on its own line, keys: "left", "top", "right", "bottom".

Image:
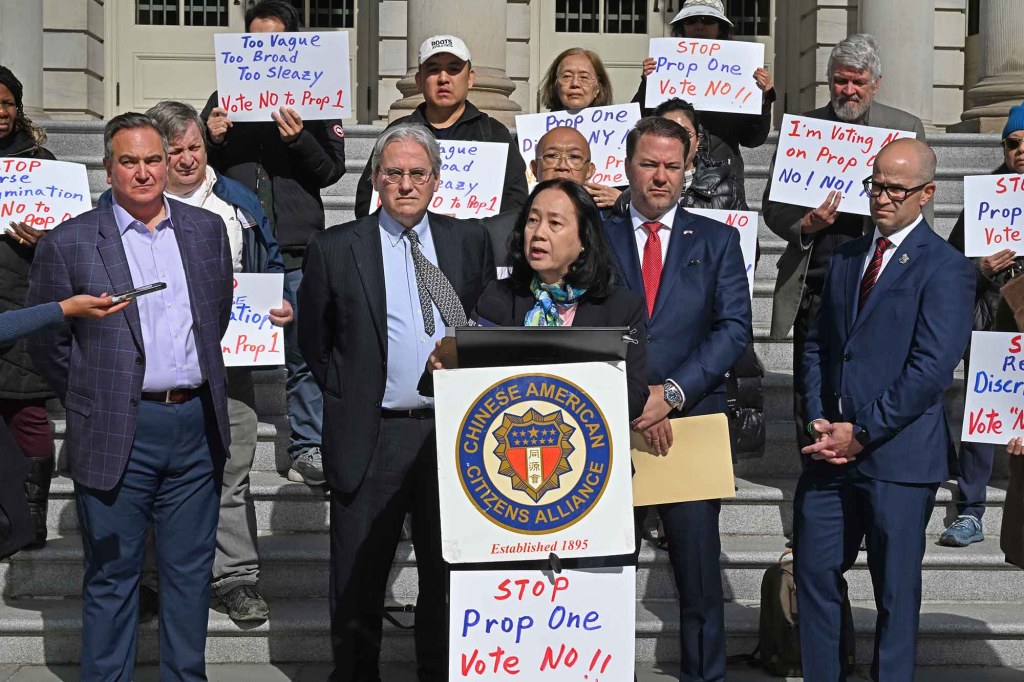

{"left": 631, "top": 0, "right": 775, "bottom": 203}
{"left": 0, "top": 65, "right": 62, "bottom": 549}
{"left": 430, "top": 178, "right": 649, "bottom": 422}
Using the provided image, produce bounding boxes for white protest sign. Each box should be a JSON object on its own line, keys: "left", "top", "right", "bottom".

{"left": 688, "top": 208, "right": 758, "bottom": 298}
{"left": 435, "top": 361, "right": 635, "bottom": 563}
{"left": 646, "top": 37, "right": 765, "bottom": 114}
{"left": 450, "top": 567, "right": 635, "bottom": 681}
{"left": 961, "top": 331, "right": 1024, "bottom": 444}
{"left": 369, "top": 141, "right": 508, "bottom": 219}
{"left": 768, "top": 114, "right": 917, "bottom": 216}
{"left": 0, "top": 159, "right": 90, "bottom": 230}
{"left": 515, "top": 103, "right": 641, "bottom": 186}
{"left": 221, "top": 273, "right": 285, "bottom": 367}
{"left": 214, "top": 31, "right": 352, "bottom": 121}
{"left": 963, "top": 174, "right": 1024, "bottom": 256}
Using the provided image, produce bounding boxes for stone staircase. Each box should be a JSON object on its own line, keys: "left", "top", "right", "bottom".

{"left": 2, "top": 121, "right": 1019, "bottom": 669}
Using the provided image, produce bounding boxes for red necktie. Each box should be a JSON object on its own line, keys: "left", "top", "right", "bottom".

{"left": 858, "top": 236, "right": 892, "bottom": 312}
{"left": 641, "top": 221, "right": 663, "bottom": 318}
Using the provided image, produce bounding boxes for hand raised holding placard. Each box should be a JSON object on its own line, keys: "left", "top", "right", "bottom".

{"left": 753, "top": 67, "right": 773, "bottom": 93}
{"left": 271, "top": 107, "right": 304, "bottom": 143}
{"left": 206, "top": 107, "right": 233, "bottom": 144}
{"left": 800, "top": 190, "right": 842, "bottom": 235}
{"left": 6, "top": 221, "right": 43, "bottom": 248}
{"left": 981, "top": 248, "right": 1017, "bottom": 277}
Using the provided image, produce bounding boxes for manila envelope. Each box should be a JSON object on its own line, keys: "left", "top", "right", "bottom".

{"left": 630, "top": 413, "right": 736, "bottom": 506}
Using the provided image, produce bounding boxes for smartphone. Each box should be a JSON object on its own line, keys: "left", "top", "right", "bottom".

{"left": 110, "top": 282, "right": 167, "bottom": 304}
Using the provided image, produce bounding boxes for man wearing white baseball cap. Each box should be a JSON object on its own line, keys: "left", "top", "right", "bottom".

{"left": 354, "top": 34, "right": 528, "bottom": 218}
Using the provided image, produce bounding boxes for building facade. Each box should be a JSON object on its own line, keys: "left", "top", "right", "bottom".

{"left": 0, "top": 0, "right": 1019, "bottom": 132}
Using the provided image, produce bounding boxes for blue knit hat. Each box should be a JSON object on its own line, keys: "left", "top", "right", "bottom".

{"left": 1003, "top": 103, "right": 1024, "bottom": 139}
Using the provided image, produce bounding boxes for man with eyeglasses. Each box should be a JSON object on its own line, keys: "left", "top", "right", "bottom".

{"left": 794, "top": 138, "right": 974, "bottom": 680}
{"left": 483, "top": 126, "right": 597, "bottom": 264}
{"left": 298, "top": 122, "right": 495, "bottom": 682}
{"left": 354, "top": 34, "right": 528, "bottom": 220}
{"left": 940, "top": 103, "right": 1024, "bottom": 548}
{"left": 761, "top": 33, "right": 929, "bottom": 455}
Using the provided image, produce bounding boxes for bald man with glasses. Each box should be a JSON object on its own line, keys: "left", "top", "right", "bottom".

{"left": 483, "top": 126, "right": 597, "bottom": 265}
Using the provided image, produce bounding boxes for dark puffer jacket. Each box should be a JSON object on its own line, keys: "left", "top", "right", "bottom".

{"left": 0, "top": 130, "right": 56, "bottom": 400}
{"left": 201, "top": 92, "right": 346, "bottom": 270}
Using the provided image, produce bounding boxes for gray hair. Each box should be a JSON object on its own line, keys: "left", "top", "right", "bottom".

{"left": 369, "top": 122, "right": 442, "bottom": 176}
{"left": 145, "top": 100, "right": 207, "bottom": 147}
{"left": 103, "top": 112, "right": 168, "bottom": 163}
{"left": 828, "top": 33, "right": 883, "bottom": 84}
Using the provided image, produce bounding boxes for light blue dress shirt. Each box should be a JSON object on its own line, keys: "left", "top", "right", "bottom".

{"left": 379, "top": 210, "right": 445, "bottom": 410}
{"left": 112, "top": 197, "right": 203, "bottom": 391}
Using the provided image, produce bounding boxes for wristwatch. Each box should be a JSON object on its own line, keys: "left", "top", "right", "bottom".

{"left": 854, "top": 425, "right": 871, "bottom": 448}
{"left": 663, "top": 381, "right": 683, "bottom": 410}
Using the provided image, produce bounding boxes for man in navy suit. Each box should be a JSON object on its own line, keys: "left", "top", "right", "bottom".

{"left": 604, "top": 116, "right": 751, "bottom": 682}
{"left": 27, "top": 113, "right": 233, "bottom": 681}
{"left": 796, "top": 138, "right": 974, "bottom": 680}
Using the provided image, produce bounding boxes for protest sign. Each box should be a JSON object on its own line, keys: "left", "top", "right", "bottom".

{"left": 515, "top": 103, "right": 641, "bottom": 186}
{"left": 221, "top": 273, "right": 285, "bottom": 367}
{"left": 0, "top": 158, "right": 90, "bottom": 230}
{"left": 688, "top": 208, "right": 758, "bottom": 298}
{"left": 961, "top": 331, "right": 1024, "bottom": 444}
{"left": 768, "top": 114, "right": 917, "bottom": 216}
{"left": 963, "top": 174, "right": 1024, "bottom": 257}
{"left": 369, "top": 141, "right": 508, "bottom": 219}
{"left": 214, "top": 31, "right": 352, "bottom": 122}
{"left": 449, "top": 567, "right": 635, "bottom": 681}
{"left": 435, "top": 361, "right": 635, "bottom": 563}
{"left": 645, "top": 37, "right": 764, "bottom": 114}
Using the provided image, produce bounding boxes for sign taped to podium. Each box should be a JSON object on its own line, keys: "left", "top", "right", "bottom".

{"left": 435, "top": 362, "right": 635, "bottom": 563}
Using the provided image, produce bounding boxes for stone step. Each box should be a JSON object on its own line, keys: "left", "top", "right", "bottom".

{"left": 1, "top": 596, "right": 1022, "bottom": 666}
{"left": 37, "top": 472, "right": 1011, "bottom": 542}
{"left": 4, "top": 531, "right": 1020, "bottom": 605}
{"left": 8, "top": 663, "right": 1024, "bottom": 682}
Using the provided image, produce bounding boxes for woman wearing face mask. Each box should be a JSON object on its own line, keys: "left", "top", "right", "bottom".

{"left": 538, "top": 48, "right": 624, "bottom": 211}
{"left": 632, "top": 0, "right": 776, "bottom": 203}
{"left": 943, "top": 104, "right": 1024, "bottom": 550}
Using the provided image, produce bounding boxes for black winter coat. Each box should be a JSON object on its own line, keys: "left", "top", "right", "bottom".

{"left": 201, "top": 92, "right": 346, "bottom": 270}
{"left": 354, "top": 101, "right": 529, "bottom": 219}
{"left": 0, "top": 130, "right": 56, "bottom": 400}
{"left": 632, "top": 78, "right": 775, "bottom": 204}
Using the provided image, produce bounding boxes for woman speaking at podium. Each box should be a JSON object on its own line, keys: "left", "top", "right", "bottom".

{"left": 428, "top": 178, "right": 648, "bottom": 420}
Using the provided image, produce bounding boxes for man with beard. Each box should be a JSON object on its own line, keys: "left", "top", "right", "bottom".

{"left": 762, "top": 33, "right": 928, "bottom": 452}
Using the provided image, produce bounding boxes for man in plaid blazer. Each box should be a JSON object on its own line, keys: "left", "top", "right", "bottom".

{"left": 26, "top": 113, "right": 232, "bottom": 681}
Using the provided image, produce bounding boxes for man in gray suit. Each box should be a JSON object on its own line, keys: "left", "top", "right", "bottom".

{"left": 762, "top": 33, "right": 928, "bottom": 451}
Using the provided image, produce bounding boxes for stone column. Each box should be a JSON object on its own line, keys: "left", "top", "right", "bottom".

{"left": 0, "top": 0, "right": 44, "bottom": 118}
{"left": 389, "top": 0, "right": 521, "bottom": 127}
{"left": 955, "top": 0, "right": 1024, "bottom": 133}
{"left": 859, "top": 0, "right": 934, "bottom": 126}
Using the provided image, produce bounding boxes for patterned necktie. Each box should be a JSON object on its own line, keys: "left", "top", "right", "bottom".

{"left": 858, "top": 236, "right": 892, "bottom": 312}
{"left": 641, "top": 221, "right": 663, "bottom": 318}
{"left": 402, "top": 228, "right": 467, "bottom": 335}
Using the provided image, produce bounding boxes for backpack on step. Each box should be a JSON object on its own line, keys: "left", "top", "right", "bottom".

{"left": 757, "top": 549, "right": 856, "bottom": 677}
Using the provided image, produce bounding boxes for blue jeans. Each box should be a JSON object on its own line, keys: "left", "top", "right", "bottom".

{"left": 285, "top": 267, "right": 323, "bottom": 458}
{"left": 76, "top": 397, "right": 219, "bottom": 682}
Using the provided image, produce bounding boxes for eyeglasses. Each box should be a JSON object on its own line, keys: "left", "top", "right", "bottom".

{"left": 861, "top": 177, "right": 931, "bottom": 202}
{"left": 1004, "top": 137, "right": 1024, "bottom": 152}
{"left": 378, "top": 168, "right": 433, "bottom": 185}
{"left": 539, "top": 151, "right": 590, "bottom": 170}
{"left": 682, "top": 16, "right": 719, "bottom": 26}
{"left": 557, "top": 72, "right": 595, "bottom": 87}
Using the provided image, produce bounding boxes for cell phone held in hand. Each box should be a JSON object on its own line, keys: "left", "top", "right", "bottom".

{"left": 110, "top": 282, "right": 167, "bottom": 304}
